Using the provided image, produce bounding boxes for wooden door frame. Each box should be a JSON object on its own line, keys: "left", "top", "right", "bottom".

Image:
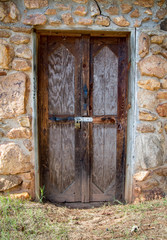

{"left": 33, "top": 29, "right": 136, "bottom": 204}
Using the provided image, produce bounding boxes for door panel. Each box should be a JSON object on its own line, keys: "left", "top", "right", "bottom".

{"left": 38, "top": 35, "right": 128, "bottom": 203}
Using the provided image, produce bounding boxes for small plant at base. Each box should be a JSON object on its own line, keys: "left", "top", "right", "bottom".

{"left": 39, "top": 185, "right": 45, "bottom": 203}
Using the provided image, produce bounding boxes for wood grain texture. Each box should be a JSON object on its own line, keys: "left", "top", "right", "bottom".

{"left": 49, "top": 123, "right": 75, "bottom": 193}
{"left": 92, "top": 124, "right": 117, "bottom": 193}
{"left": 93, "top": 46, "right": 118, "bottom": 116}
{"left": 48, "top": 45, "right": 75, "bottom": 115}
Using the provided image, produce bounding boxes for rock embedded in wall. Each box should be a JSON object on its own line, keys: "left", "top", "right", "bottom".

{"left": 15, "top": 46, "right": 32, "bottom": 59}
{"left": 137, "top": 123, "right": 155, "bottom": 133}
{"left": 137, "top": 79, "right": 160, "bottom": 91}
{"left": 130, "top": 9, "right": 140, "bottom": 18}
{"left": 12, "top": 58, "right": 31, "bottom": 71}
{"left": 78, "top": 18, "right": 93, "bottom": 25}
{"left": 134, "top": 0, "right": 154, "bottom": 8}
{"left": 133, "top": 171, "right": 150, "bottom": 182}
{"left": 0, "top": 175, "right": 22, "bottom": 191}
{"left": 23, "top": 139, "right": 33, "bottom": 151}
{"left": 157, "top": 91, "right": 167, "bottom": 99}
{"left": 45, "top": 9, "right": 57, "bottom": 15}
{"left": 23, "top": 14, "right": 47, "bottom": 25}
{"left": 105, "top": 6, "right": 119, "bottom": 15}
{"left": 136, "top": 135, "right": 164, "bottom": 170}
{"left": 0, "top": 142, "right": 32, "bottom": 175}
{"left": 90, "top": 1, "right": 100, "bottom": 17}
{"left": 24, "top": 0, "right": 48, "bottom": 9}
{"left": 151, "top": 35, "right": 165, "bottom": 44}
{"left": 156, "top": 103, "right": 167, "bottom": 117}
{"left": 7, "top": 127, "right": 32, "bottom": 139}
{"left": 0, "top": 41, "right": 14, "bottom": 69}
{"left": 10, "top": 35, "right": 30, "bottom": 45}
{"left": 156, "top": 8, "right": 167, "bottom": 20}
{"left": 0, "top": 72, "right": 27, "bottom": 119}
{"left": 139, "top": 110, "right": 158, "bottom": 121}
{"left": 161, "top": 78, "right": 167, "bottom": 89}
{"left": 95, "top": 16, "right": 110, "bottom": 26}
{"left": 138, "top": 89, "right": 157, "bottom": 111}
{"left": 72, "top": 0, "right": 88, "bottom": 3}
{"left": 61, "top": 13, "right": 74, "bottom": 25}
{"left": 138, "top": 33, "right": 150, "bottom": 58}
{"left": 121, "top": 4, "right": 132, "bottom": 14}
{"left": 0, "top": 30, "right": 11, "bottom": 38}
{"left": 0, "top": 2, "right": 20, "bottom": 23}
{"left": 112, "top": 16, "right": 130, "bottom": 27}
{"left": 73, "top": 6, "right": 87, "bottom": 16}
{"left": 138, "top": 55, "right": 167, "bottom": 79}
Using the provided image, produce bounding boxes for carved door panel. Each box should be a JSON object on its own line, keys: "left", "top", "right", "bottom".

{"left": 38, "top": 35, "right": 128, "bottom": 203}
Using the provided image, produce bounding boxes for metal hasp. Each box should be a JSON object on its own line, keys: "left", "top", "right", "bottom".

{"left": 75, "top": 117, "right": 93, "bottom": 122}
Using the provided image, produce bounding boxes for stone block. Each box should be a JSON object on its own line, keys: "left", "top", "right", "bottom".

{"left": 18, "top": 116, "right": 31, "bottom": 127}
{"left": 113, "top": 16, "right": 130, "bottom": 27}
{"left": 0, "top": 42, "right": 14, "bottom": 69}
{"left": 55, "top": 4, "right": 71, "bottom": 11}
{"left": 136, "top": 135, "right": 164, "bottom": 170}
{"left": 157, "top": 0, "right": 165, "bottom": 7}
{"left": 137, "top": 124, "right": 155, "bottom": 133}
{"left": 12, "top": 58, "right": 31, "bottom": 71}
{"left": 156, "top": 9, "right": 167, "bottom": 20}
{"left": 145, "top": 9, "right": 152, "bottom": 15}
{"left": 105, "top": 6, "right": 119, "bottom": 15}
{"left": 49, "top": 19, "right": 61, "bottom": 26}
{"left": 0, "top": 30, "right": 11, "bottom": 38}
{"left": 78, "top": 18, "right": 93, "bottom": 25}
{"left": 139, "top": 110, "right": 158, "bottom": 121}
{"left": 95, "top": 16, "right": 110, "bottom": 26}
{"left": 130, "top": 9, "right": 140, "bottom": 18}
{"left": 133, "top": 171, "right": 150, "bottom": 182}
{"left": 7, "top": 127, "right": 31, "bottom": 139}
{"left": 121, "top": 4, "right": 132, "bottom": 14}
{"left": 61, "top": 13, "right": 74, "bottom": 25}
{"left": 74, "top": 6, "right": 87, "bottom": 16}
{"left": 134, "top": 0, "right": 154, "bottom": 7}
{"left": 138, "top": 79, "right": 160, "bottom": 91}
{"left": 156, "top": 103, "right": 167, "bottom": 117}
{"left": 45, "top": 9, "right": 57, "bottom": 15}
{"left": 138, "top": 33, "right": 150, "bottom": 58}
{"left": 162, "top": 37, "right": 167, "bottom": 50}
{"left": 138, "top": 55, "right": 167, "bottom": 79}
{"left": 0, "top": 142, "right": 32, "bottom": 175}
{"left": 23, "top": 14, "right": 47, "bottom": 25}
{"left": 161, "top": 79, "right": 167, "bottom": 89}
{"left": 72, "top": 0, "right": 88, "bottom": 3}
{"left": 90, "top": 2, "right": 100, "bottom": 17}
{"left": 16, "top": 46, "right": 32, "bottom": 59}
{"left": 0, "top": 2, "right": 20, "bottom": 23}
{"left": 151, "top": 35, "right": 165, "bottom": 44}
{"left": 157, "top": 91, "right": 167, "bottom": 99}
{"left": 10, "top": 35, "right": 30, "bottom": 44}
{"left": 138, "top": 89, "right": 157, "bottom": 111}
{"left": 0, "top": 72, "right": 26, "bottom": 119}
{"left": 24, "top": 0, "right": 48, "bottom": 9}
{"left": 150, "top": 45, "right": 162, "bottom": 55}
{"left": 0, "top": 175, "right": 22, "bottom": 191}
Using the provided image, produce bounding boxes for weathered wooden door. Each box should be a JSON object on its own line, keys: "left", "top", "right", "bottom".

{"left": 38, "top": 34, "right": 128, "bottom": 203}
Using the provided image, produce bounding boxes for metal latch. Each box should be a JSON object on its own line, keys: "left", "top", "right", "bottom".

{"left": 74, "top": 117, "right": 93, "bottom": 129}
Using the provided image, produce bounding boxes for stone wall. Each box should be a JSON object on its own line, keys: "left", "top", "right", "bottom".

{"left": 0, "top": 0, "right": 166, "bottom": 201}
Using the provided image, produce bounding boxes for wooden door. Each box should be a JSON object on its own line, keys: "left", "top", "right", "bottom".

{"left": 38, "top": 35, "right": 128, "bottom": 203}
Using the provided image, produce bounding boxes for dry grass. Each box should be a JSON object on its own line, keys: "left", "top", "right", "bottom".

{"left": 0, "top": 196, "right": 167, "bottom": 239}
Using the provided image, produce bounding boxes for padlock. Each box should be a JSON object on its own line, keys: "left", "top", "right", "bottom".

{"left": 75, "top": 120, "right": 81, "bottom": 129}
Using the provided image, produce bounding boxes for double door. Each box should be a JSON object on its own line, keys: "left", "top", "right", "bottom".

{"left": 38, "top": 34, "right": 128, "bottom": 203}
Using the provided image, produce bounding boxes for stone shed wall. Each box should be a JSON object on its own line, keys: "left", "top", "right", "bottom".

{"left": 0, "top": 0, "right": 166, "bottom": 202}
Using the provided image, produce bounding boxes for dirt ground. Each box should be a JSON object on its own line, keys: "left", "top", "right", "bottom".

{"left": 36, "top": 198, "right": 167, "bottom": 240}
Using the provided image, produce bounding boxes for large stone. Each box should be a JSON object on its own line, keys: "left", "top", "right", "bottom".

{"left": 138, "top": 89, "right": 156, "bottom": 111}
{"left": 138, "top": 33, "right": 150, "bottom": 58}
{"left": 136, "top": 135, "right": 164, "bottom": 170}
{"left": 61, "top": 13, "right": 74, "bottom": 25}
{"left": 134, "top": 0, "right": 154, "bottom": 7}
{"left": 138, "top": 79, "right": 160, "bottom": 91}
{"left": 141, "top": 17, "right": 150, "bottom": 23}
{"left": 0, "top": 2, "right": 20, "bottom": 23}
{"left": 156, "top": 103, "right": 167, "bottom": 117}
{"left": 0, "top": 143, "right": 31, "bottom": 175}
{"left": 151, "top": 35, "right": 165, "bottom": 44}
{"left": 162, "top": 37, "right": 167, "bottom": 50}
{"left": 23, "top": 14, "right": 47, "bottom": 25}
{"left": 150, "top": 45, "right": 162, "bottom": 55}
{"left": 160, "top": 19, "right": 167, "bottom": 31}
{"left": 139, "top": 110, "right": 158, "bottom": 121}
{"left": 121, "top": 4, "right": 132, "bottom": 14}
{"left": 138, "top": 55, "right": 167, "bottom": 79}
{"left": 157, "top": 0, "right": 165, "bottom": 7}
{"left": 12, "top": 58, "right": 31, "bottom": 71}
{"left": 105, "top": 6, "right": 119, "bottom": 15}
{"left": 10, "top": 35, "right": 30, "bottom": 45}
{"left": 55, "top": 4, "right": 71, "bottom": 11}
{"left": 161, "top": 78, "right": 167, "bottom": 89}
{"left": 0, "top": 175, "right": 22, "bottom": 191}
{"left": 7, "top": 127, "right": 31, "bottom": 139}
{"left": 0, "top": 42, "right": 14, "bottom": 69}
{"left": 112, "top": 16, "right": 130, "bottom": 27}
{"left": 90, "top": 1, "right": 100, "bottom": 17}
{"left": 156, "top": 9, "right": 167, "bottom": 20}
{"left": 10, "top": 192, "right": 30, "bottom": 200}
{"left": 0, "top": 72, "right": 26, "bottom": 119}
{"left": 24, "top": 0, "right": 48, "bottom": 9}
{"left": 78, "top": 18, "right": 93, "bottom": 25}
{"left": 157, "top": 91, "right": 167, "bottom": 99}
{"left": 49, "top": 19, "right": 61, "bottom": 26}
{"left": 95, "top": 16, "right": 110, "bottom": 26}
{"left": 73, "top": 6, "right": 87, "bottom": 16}
{"left": 133, "top": 171, "right": 150, "bottom": 182}
{"left": 45, "top": 9, "right": 57, "bottom": 15}
{"left": 137, "top": 124, "right": 155, "bottom": 133}
{"left": 16, "top": 46, "right": 32, "bottom": 59}
{"left": 130, "top": 9, "right": 140, "bottom": 18}
{"left": 0, "top": 30, "right": 11, "bottom": 38}
{"left": 11, "top": 26, "right": 32, "bottom": 34}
